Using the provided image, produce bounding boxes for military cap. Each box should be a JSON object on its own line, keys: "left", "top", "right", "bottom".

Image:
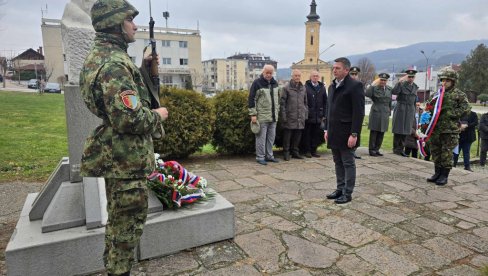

{"left": 438, "top": 67, "right": 458, "bottom": 82}
{"left": 405, "top": 69, "right": 417, "bottom": 77}
{"left": 250, "top": 121, "right": 260, "bottom": 134}
{"left": 91, "top": 0, "right": 139, "bottom": 32}
{"left": 350, "top": 66, "right": 360, "bottom": 74}
{"left": 378, "top": 73, "right": 390, "bottom": 80}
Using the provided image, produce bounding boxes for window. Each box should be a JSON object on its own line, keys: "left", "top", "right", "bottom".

{"left": 162, "top": 40, "right": 171, "bottom": 47}
{"left": 179, "top": 41, "right": 188, "bottom": 48}
{"left": 180, "top": 58, "right": 188, "bottom": 65}
{"left": 162, "top": 58, "right": 171, "bottom": 65}
{"left": 162, "top": 76, "right": 173, "bottom": 84}
{"left": 310, "top": 36, "right": 314, "bottom": 45}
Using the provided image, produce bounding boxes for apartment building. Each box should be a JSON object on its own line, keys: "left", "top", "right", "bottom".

{"left": 202, "top": 59, "right": 249, "bottom": 93}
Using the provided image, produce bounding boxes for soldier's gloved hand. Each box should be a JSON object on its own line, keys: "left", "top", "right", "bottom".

{"left": 154, "top": 107, "right": 168, "bottom": 121}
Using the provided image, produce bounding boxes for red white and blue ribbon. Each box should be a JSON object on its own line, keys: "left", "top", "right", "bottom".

{"left": 149, "top": 158, "right": 208, "bottom": 207}
{"left": 417, "top": 86, "right": 445, "bottom": 157}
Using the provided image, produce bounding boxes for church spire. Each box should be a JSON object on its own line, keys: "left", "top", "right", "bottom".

{"left": 306, "top": 0, "right": 320, "bottom": 22}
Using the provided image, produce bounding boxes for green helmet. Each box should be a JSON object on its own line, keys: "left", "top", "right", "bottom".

{"left": 91, "top": 0, "right": 139, "bottom": 32}
{"left": 438, "top": 67, "right": 458, "bottom": 82}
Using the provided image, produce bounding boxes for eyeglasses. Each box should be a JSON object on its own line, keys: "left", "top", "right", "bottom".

{"left": 408, "top": 76, "right": 415, "bottom": 78}
{"left": 350, "top": 73, "right": 358, "bottom": 76}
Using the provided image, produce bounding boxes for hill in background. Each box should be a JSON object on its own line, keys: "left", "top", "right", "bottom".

{"left": 277, "top": 39, "right": 487, "bottom": 79}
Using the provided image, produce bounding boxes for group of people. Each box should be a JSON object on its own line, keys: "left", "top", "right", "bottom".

{"left": 248, "top": 57, "right": 476, "bottom": 203}
{"left": 248, "top": 66, "right": 327, "bottom": 164}
{"left": 77, "top": 0, "right": 485, "bottom": 274}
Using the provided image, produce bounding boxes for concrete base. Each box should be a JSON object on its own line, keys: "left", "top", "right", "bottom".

{"left": 139, "top": 190, "right": 235, "bottom": 260}
{"left": 6, "top": 190, "right": 235, "bottom": 276}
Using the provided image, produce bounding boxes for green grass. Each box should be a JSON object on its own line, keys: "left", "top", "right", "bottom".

{"left": 0, "top": 91, "right": 67, "bottom": 182}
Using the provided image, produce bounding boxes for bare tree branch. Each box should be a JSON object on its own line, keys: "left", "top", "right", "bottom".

{"left": 356, "top": 57, "right": 376, "bottom": 86}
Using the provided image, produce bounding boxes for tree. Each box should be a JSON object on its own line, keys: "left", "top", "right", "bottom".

{"left": 458, "top": 44, "right": 488, "bottom": 102}
{"left": 478, "top": 94, "right": 488, "bottom": 106}
{"left": 0, "top": 57, "right": 7, "bottom": 88}
{"left": 356, "top": 57, "right": 376, "bottom": 86}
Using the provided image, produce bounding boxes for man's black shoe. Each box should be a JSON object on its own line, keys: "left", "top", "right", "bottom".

{"left": 266, "top": 158, "right": 280, "bottom": 163}
{"left": 354, "top": 153, "right": 362, "bottom": 159}
{"left": 376, "top": 152, "right": 384, "bottom": 156}
{"left": 395, "top": 152, "right": 407, "bottom": 157}
{"left": 326, "top": 190, "right": 342, "bottom": 199}
{"left": 292, "top": 154, "right": 304, "bottom": 159}
{"left": 369, "top": 151, "right": 377, "bottom": 157}
{"left": 334, "top": 194, "right": 352, "bottom": 204}
{"left": 311, "top": 153, "right": 321, "bottom": 158}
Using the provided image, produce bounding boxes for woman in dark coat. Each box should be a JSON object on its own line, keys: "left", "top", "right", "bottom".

{"left": 453, "top": 111, "right": 478, "bottom": 171}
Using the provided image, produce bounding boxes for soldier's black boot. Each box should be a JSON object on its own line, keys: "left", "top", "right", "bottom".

{"left": 435, "top": 168, "right": 450, "bottom": 186}
{"left": 427, "top": 167, "right": 441, "bottom": 182}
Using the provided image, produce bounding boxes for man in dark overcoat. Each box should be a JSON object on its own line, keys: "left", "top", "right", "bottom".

{"left": 391, "top": 69, "right": 418, "bottom": 156}
{"left": 301, "top": 70, "right": 327, "bottom": 158}
{"left": 280, "top": 69, "right": 308, "bottom": 160}
{"left": 365, "top": 73, "right": 392, "bottom": 156}
{"left": 324, "top": 57, "right": 365, "bottom": 204}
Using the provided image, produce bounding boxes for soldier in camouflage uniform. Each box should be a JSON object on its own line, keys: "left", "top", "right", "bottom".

{"left": 80, "top": 1, "right": 168, "bottom": 275}
{"left": 426, "top": 67, "right": 470, "bottom": 185}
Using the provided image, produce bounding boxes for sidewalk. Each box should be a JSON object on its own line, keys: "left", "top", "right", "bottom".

{"left": 2, "top": 150, "right": 488, "bottom": 275}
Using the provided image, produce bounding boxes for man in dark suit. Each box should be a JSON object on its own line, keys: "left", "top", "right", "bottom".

{"left": 324, "top": 57, "right": 365, "bottom": 204}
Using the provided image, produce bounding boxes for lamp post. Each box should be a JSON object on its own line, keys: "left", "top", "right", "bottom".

{"left": 316, "top": 43, "right": 335, "bottom": 70}
{"left": 420, "top": 50, "right": 435, "bottom": 93}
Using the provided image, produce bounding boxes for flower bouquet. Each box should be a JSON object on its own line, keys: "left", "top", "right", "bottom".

{"left": 146, "top": 154, "right": 211, "bottom": 209}
{"left": 416, "top": 86, "right": 445, "bottom": 156}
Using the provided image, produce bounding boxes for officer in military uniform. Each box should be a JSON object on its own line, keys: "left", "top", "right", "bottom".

{"left": 365, "top": 73, "right": 392, "bottom": 156}
{"left": 80, "top": 1, "right": 168, "bottom": 275}
{"left": 349, "top": 66, "right": 362, "bottom": 159}
{"left": 391, "top": 69, "right": 418, "bottom": 157}
{"left": 426, "top": 67, "right": 470, "bottom": 185}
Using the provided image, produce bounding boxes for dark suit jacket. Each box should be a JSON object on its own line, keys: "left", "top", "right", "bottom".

{"left": 326, "top": 75, "right": 365, "bottom": 149}
{"left": 459, "top": 111, "right": 478, "bottom": 144}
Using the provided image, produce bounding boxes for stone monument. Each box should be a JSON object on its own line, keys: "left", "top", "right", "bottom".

{"left": 5, "top": 1, "right": 235, "bottom": 275}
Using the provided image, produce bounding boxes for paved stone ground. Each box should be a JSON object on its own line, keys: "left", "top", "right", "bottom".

{"left": 2, "top": 149, "right": 488, "bottom": 275}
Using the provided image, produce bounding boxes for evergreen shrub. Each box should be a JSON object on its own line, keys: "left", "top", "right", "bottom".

{"left": 211, "top": 90, "right": 255, "bottom": 154}
{"left": 155, "top": 87, "right": 215, "bottom": 159}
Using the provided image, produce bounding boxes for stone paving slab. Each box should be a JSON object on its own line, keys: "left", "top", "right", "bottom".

{"left": 4, "top": 151, "right": 488, "bottom": 276}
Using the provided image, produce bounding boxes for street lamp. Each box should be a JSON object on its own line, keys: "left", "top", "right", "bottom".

{"left": 316, "top": 43, "right": 335, "bottom": 70}
{"left": 420, "top": 50, "right": 436, "bottom": 93}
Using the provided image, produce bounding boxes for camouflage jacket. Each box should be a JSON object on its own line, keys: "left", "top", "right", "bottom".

{"left": 432, "top": 87, "right": 471, "bottom": 134}
{"left": 79, "top": 33, "right": 162, "bottom": 178}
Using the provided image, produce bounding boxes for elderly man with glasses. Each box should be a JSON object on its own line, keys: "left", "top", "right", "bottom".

{"left": 391, "top": 69, "right": 419, "bottom": 157}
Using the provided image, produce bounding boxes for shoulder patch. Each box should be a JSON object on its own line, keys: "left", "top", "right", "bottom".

{"left": 120, "top": 90, "right": 139, "bottom": 110}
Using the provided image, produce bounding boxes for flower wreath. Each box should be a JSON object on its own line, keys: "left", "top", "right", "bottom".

{"left": 146, "top": 153, "right": 210, "bottom": 209}
{"left": 416, "top": 86, "right": 445, "bottom": 157}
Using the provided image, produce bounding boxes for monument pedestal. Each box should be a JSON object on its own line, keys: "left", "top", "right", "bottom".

{"left": 6, "top": 190, "right": 235, "bottom": 276}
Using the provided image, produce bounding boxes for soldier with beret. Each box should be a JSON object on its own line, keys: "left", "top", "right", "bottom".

{"left": 426, "top": 67, "right": 470, "bottom": 185}
{"left": 349, "top": 66, "right": 363, "bottom": 159}
{"left": 391, "top": 69, "right": 418, "bottom": 157}
{"left": 80, "top": 0, "right": 168, "bottom": 275}
{"left": 365, "top": 73, "right": 392, "bottom": 156}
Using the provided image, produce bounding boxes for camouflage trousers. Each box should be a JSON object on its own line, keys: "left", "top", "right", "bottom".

{"left": 104, "top": 178, "right": 148, "bottom": 275}
{"left": 430, "top": 132, "right": 459, "bottom": 169}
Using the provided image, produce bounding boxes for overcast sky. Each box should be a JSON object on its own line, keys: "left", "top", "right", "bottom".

{"left": 0, "top": 0, "right": 487, "bottom": 67}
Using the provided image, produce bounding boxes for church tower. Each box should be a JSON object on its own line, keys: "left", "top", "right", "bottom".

{"left": 304, "top": 0, "right": 320, "bottom": 65}
{"left": 291, "top": 0, "right": 332, "bottom": 85}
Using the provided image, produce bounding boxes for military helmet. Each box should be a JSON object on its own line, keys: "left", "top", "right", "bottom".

{"left": 438, "top": 67, "right": 458, "bottom": 82}
{"left": 91, "top": 0, "right": 139, "bottom": 32}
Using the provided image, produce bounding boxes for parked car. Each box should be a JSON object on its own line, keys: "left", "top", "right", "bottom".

{"left": 44, "top": 82, "right": 61, "bottom": 93}
{"left": 0, "top": 75, "right": 3, "bottom": 82}
{"left": 27, "top": 79, "right": 38, "bottom": 89}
